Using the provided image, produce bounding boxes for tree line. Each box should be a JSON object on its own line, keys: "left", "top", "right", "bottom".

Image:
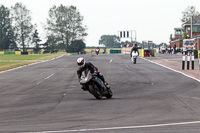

{"left": 0, "top": 3, "right": 87, "bottom": 53}
{"left": 1, "top": 3, "right": 199, "bottom": 53}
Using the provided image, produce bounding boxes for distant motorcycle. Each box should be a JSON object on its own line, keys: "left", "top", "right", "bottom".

{"left": 79, "top": 69, "right": 113, "bottom": 99}
{"left": 131, "top": 51, "right": 138, "bottom": 64}
{"left": 95, "top": 48, "right": 100, "bottom": 55}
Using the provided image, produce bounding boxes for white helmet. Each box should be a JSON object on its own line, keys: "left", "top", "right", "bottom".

{"left": 77, "top": 57, "right": 85, "bottom": 68}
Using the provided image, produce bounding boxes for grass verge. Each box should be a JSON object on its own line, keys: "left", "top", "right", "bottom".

{"left": 0, "top": 53, "right": 67, "bottom": 72}
{"left": 0, "top": 62, "right": 35, "bottom": 72}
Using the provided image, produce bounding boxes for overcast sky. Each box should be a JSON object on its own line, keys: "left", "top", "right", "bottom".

{"left": 1, "top": 0, "right": 200, "bottom": 46}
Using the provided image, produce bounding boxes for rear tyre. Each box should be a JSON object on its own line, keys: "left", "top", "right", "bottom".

{"left": 88, "top": 84, "right": 102, "bottom": 99}
{"left": 134, "top": 58, "right": 136, "bottom": 64}
{"left": 131, "top": 57, "right": 134, "bottom": 63}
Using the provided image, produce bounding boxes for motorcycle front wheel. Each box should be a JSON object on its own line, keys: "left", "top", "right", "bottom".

{"left": 88, "top": 83, "right": 102, "bottom": 99}
{"left": 105, "top": 88, "right": 113, "bottom": 98}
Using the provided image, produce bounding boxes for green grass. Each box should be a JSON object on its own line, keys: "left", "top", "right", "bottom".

{"left": 0, "top": 62, "right": 34, "bottom": 71}
{"left": 0, "top": 53, "right": 66, "bottom": 60}
{"left": 0, "top": 54, "right": 48, "bottom": 60}
{"left": 0, "top": 53, "right": 67, "bottom": 72}
{"left": 0, "top": 62, "right": 18, "bottom": 65}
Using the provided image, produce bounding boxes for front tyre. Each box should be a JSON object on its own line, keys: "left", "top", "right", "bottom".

{"left": 88, "top": 84, "right": 102, "bottom": 99}
{"left": 105, "top": 88, "right": 113, "bottom": 98}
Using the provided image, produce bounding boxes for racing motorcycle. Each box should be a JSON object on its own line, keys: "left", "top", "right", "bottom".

{"left": 95, "top": 48, "right": 100, "bottom": 55}
{"left": 79, "top": 69, "right": 113, "bottom": 99}
{"left": 131, "top": 51, "right": 138, "bottom": 64}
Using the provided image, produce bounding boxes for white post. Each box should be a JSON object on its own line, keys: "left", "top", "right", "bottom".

{"left": 191, "top": 51, "right": 194, "bottom": 70}
{"left": 182, "top": 52, "right": 185, "bottom": 70}
{"left": 199, "top": 58, "right": 200, "bottom": 69}
{"left": 187, "top": 52, "right": 190, "bottom": 70}
{"left": 199, "top": 52, "right": 200, "bottom": 69}
{"left": 191, "top": 16, "right": 193, "bottom": 38}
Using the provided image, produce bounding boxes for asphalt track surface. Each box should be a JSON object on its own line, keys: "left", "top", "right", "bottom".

{"left": 0, "top": 54, "right": 200, "bottom": 133}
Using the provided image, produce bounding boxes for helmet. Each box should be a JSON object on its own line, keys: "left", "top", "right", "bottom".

{"left": 134, "top": 44, "right": 137, "bottom": 47}
{"left": 77, "top": 57, "right": 85, "bottom": 68}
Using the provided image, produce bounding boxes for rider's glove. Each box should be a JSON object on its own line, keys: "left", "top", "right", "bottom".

{"left": 93, "top": 71, "right": 98, "bottom": 76}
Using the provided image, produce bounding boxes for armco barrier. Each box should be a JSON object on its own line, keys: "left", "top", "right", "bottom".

{"left": 154, "top": 49, "right": 157, "bottom": 56}
{"left": 21, "top": 52, "right": 28, "bottom": 55}
{"left": 70, "top": 52, "right": 79, "bottom": 55}
{"left": 4, "top": 51, "right": 15, "bottom": 55}
{"left": 198, "top": 50, "right": 200, "bottom": 59}
{"left": 109, "top": 50, "right": 121, "bottom": 54}
{"left": 122, "top": 47, "right": 131, "bottom": 54}
{"left": 84, "top": 48, "right": 122, "bottom": 54}
{"left": 138, "top": 49, "right": 144, "bottom": 57}
{"left": 122, "top": 48, "right": 144, "bottom": 57}
{"left": 15, "top": 51, "right": 21, "bottom": 55}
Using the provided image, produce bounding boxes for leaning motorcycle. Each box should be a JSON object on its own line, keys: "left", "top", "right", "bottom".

{"left": 131, "top": 51, "right": 138, "bottom": 64}
{"left": 79, "top": 70, "right": 113, "bottom": 99}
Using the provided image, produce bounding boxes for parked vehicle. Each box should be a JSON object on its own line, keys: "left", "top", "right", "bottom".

{"left": 159, "top": 43, "right": 167, "bottom": 54}
{"left": 183, "top": 39, "right": 195, "bottom": 52}
{"left": 79, "top": 70, "right": 113, "bottom": 99}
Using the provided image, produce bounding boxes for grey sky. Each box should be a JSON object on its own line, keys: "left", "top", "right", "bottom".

{"left": 1, "top": 0, "right": 200, "bottom": 46}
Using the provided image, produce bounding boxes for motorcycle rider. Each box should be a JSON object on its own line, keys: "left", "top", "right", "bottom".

{"left": 77, "top": 57, "right": 110, "bottom": 91}
{"left": 95, "top": 47, "right": 100, "bottom": 55}
{"left": 130, "top": 43, "right": 139, "bottom": 58}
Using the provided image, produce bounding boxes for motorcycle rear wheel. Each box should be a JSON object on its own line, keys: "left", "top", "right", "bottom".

{"left": 134, "top": 58, "right": 136, "bottom": 64}
{"left": 88, "top": 84, "right": 102, "bottom": 99}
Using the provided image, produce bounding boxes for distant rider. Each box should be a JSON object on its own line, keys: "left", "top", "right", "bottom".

{"left": 77, "top": 57, "right": 110, "bottom": 91}
{"left": 130, "top": 44, "right": 139, "bottom": 58}
{"left": 95, "top": 47, "right": 100, "bottom": 55}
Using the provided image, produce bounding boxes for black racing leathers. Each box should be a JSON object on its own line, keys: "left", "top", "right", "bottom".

{"left": 77, "top": 62, "right": 105, "bottom": 82}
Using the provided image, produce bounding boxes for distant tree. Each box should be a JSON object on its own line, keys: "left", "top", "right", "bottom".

{"left": 181, "top": 6, "right": 199, "bottom": 23}
{"left": 11, "top": 3, "right": 34, "bottom": 52}
{"left": 183, "top": 32, "right": 188, "bottom": 39}
{"left": 0, "top": 5, "right": 13, "bottom": 50}
{"left": 68, "top": 40, "right": 86, "bottom": 52}
{"left": 46, "top": 34, "right": 59, "bottom": 53}
{"left": 46, "top": 5, "right": 88, "bottom": 52}
{"left": 32, "top": 30, "right": 41, "bottom": 53}
{"left": 99, "top": 35, "right": 121, "bottom": 48}
{"left": 7, "top": 32, "right": 18, "bottom": 50}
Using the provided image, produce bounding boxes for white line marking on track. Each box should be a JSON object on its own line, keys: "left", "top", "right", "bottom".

{"left": 142, "top": 57, "right": 200, "bottom": 83}
{"left": 37, "top": 73, "right": 55, "bottom": 85}
{"left": 59, "top": 68, "right": 65, "bottom": 71}
{"left": 20, "top": 121, "right": 200, "bottom": 133}
{"left": 36, "top": 81, "right": 42, "bottom": 85}
{"left": 45, "top": 73, "right": 54, "bottom": 80}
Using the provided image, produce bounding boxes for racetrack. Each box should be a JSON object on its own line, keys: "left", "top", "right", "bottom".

{"left": 0, "top": 54, "right": 200, "bottom": 133}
